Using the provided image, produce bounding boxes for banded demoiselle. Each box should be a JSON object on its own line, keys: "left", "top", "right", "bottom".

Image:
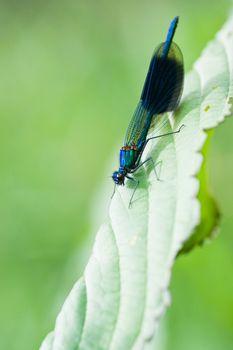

{"left": 112, "top": 16, "right": 184, "bottom": 206}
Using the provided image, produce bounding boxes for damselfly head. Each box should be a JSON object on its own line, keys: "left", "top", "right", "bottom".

{"left": 112, "top": 170, "right": 125, "bottom": 185}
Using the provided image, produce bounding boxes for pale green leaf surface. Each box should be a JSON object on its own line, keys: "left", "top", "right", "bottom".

{"left": 40, "top": 15, "right": 233, "bottom": 350}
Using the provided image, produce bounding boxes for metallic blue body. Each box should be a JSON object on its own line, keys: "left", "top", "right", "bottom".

{"left": 162, "top": 16, "right": 179, "bottom": 57}
{"left": 120, "top": 148, "right": 138, "bottom": 169}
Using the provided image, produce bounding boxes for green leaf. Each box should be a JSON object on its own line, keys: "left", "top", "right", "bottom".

{"left": 40, "top": 15, "right": 233, "bottom": 350}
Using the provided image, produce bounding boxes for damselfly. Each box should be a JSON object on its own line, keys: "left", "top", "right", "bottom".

{"left": 112, "top": 16, "right": 184, "bottom": 206}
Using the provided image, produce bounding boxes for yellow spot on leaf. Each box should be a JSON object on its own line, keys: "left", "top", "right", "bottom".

{"left": 204, "top": 105, "right": 210, "bottom": 112}
{"left": 129, "top": 235, "right": 138, "bottom": 246}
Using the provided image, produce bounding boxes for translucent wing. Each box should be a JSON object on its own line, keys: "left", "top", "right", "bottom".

{"left": 124, "top": 101, "right": 151, "bottom": 148}
{"left": 140, "top": 42, "right": 184, "bottom": 115}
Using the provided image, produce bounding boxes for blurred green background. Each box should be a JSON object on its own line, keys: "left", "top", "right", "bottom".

{"left": 0, "top": 0, "right": 232, "bottom": 349}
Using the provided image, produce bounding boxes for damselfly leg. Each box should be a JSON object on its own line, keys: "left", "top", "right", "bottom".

{"left": 131, "top": 157, "right": 162, "bottom": 181}
{"left": 125, "top": 176, "right": 139, "bottom": 208}
{"left": 132, "top": 124, "right": 184, "bottom": 177}
{"left": 143, "top": 124, "right": 185, "bottom": 152}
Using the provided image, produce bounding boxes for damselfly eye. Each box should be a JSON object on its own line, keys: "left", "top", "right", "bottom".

{"left": 112, "top": 171, "right": 125, "bottom": 185}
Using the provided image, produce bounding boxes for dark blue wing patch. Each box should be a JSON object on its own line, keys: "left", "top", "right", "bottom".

{"left": 140, "top": 41, "right": 184, "bottom": 116}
